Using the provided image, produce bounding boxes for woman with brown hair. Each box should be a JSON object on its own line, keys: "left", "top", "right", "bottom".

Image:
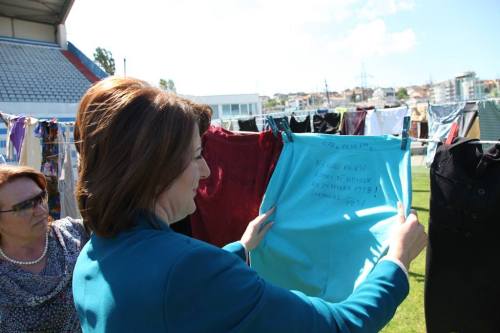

{"left": 72, "top": 76, "right": 426, "bottom": 333}
{"left": 0, "top": 165, "right": 88, "bottom": 332}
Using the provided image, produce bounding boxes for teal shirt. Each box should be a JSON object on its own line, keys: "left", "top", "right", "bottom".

{"left": 73, "top": 213, "right": 409, "bottom": 333}
{"left": 252, "top": 133, "right": 412, "bottom": 302}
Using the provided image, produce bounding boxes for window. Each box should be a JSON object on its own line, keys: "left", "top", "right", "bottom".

{"left": 231, "top": 104, "right": 240, "bottom": 116}
{"left": 249, "top": 103, "right": 258, "bottom": 115}
{"left": 240, "top": 104, "right": 248, "bottom": 115}
{"left": 209, "top": 104, "right": 219, "bottom": 116}
{"left": 222, "top": 104, "right": 231, "bottom": 117}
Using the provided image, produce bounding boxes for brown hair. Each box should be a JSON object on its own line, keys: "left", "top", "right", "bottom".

{"left": 0, "top": 165, "right": 47, "bottom": 211}
{"left": 0, "top": 166, "right": 47, "bottom": 243}
{"left": 74, "top": 76, "right": 211, "bottom": 237}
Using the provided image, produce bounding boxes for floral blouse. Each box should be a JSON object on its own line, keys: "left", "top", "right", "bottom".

{"left": 0, "top": 217, "right": 89, "bottom": 332}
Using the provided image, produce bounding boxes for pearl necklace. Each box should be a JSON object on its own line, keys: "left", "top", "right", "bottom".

{"left": 0, "top": 232, "right": 49, "bottom": 265}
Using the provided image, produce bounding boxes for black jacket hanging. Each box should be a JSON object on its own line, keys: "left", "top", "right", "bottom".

{"left": 425, "top": 138, "right": 500, "bottom": 333}
{"left": 238, "top": 117, "right": 259, "bottom": 132}
{"left": 290, "top": 115, "right": 311, "bottom": 133}
{"left": 312, "top": 113, "right": 340, "bottom": 134}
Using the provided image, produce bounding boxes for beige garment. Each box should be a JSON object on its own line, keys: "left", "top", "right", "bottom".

{"left": 466, "top": 116, "right": 481, "bottom": 139}
{"left": 5, "top": 118, "right": 15, "bottom": 160}
{"left": 335, "top": 107, "right": 348, "bottom": 133}
{"left": 411, "top": 103, "right": 428, "bottom": 122}
{"left": 58, "top": 125, "right": 81, "bottom": 219}
{"left": 19, "top": 117, "right": 42, "bottom": 170}
{"left": 221, "top": 119, "right": 233, "bottom": 130}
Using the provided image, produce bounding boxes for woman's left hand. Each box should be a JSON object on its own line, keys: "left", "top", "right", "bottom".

{"left": 240, "top": 207, "right": 275, "bottom": 251}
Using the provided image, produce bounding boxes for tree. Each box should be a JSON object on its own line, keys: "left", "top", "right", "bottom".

{"left": 159, "top": 78, "right": 176, "bottom": 93}
{"left": 490, "top": 87, "right": 500, "bottom": 98}
{"left": 265, "top": 99, "right": 278, "bottom": 108}
{"left": 396, "top": 88, "right": 409, "bottom": 100}
{"left": 93, "top": 47, "right": 115, "bottom": 75}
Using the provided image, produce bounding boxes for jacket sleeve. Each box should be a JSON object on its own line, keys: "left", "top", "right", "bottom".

{"left": 163, "top": 244, "right": 409, "bottom": 333}
{"left": 222, "top": 241, "right": 247, "bottom": 262}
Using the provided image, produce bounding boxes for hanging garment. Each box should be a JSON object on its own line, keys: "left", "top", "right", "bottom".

{"left": 312, "top": 113, "right": 341, "bottom": 134}
{"left": 426, "top": 102, "right": 466, "bottom": 166}
{"left": 364, "top": 110, "right": 382, "bottom": 136}
{"left": 356, "top": 106, "right": 375, "bottom": 111}
{"left": 231, "top": 119, "right": 240, "bottom": 131}
{"left": 411, "top": 103, "right": 428, "bottom": 123}
{"left": 9, "top": 117, "right": 26, "bottom": 159}
{"left": 380, "top": 106, "right": 409, "bottom": 135}
{"left": 409, "top": 121, "right": 418, "bottom": 138}
{"left": 478, "top": 100, "right": 500, "bottom": 141}
{"left": 458, "top": 102, "right": 479, "bottom": 138}
{"left": 57, "top": 124, "right": 80, "bottom": 219}
{"left": 251, "top": 133, "right": 411, "bottom": 302}
{"left": 289, "top": 115, "right": 311, "bottom": 133}
{"left": 420, "top": 122, "right": 429, "bottom": 139}
{"left": 274, "top": 117, "right": 290, "bottom": 131}
{"left": 340, "top": 111, "right": 367, "bottom": 135}
{"left": 221, "top": 119, "right": 233, "bottom": 130}
{"left": 19, "top": 117, "right": 43, "bottom": 170}
{"left": 465, "top": 116, "right": 480, "bottom": 139}
{"left": 191, "top": 126, "right": 283, "bottom": 247}
{"left": 425, "top": 138, "right": 500, "bottom": 333}
{"left": 237, "top": 117, "right": 259, "bottom": 132}
{"left": 335, "top": 107, "right": 350, "bottom": 133}
{"left": 37, "top": 121, "right": 60, "bottom": 220}
{"left": 364, "top": 106, "right": 410, "bottom": 136}
{"left": 264, "top": 117, "right": 289, "bottom": 132}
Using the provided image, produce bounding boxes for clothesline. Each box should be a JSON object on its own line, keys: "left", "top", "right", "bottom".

{"left": 427, "top": 97, "right": 500, "bottom": 107}
{"left": 411, "top": 137, "right": 500, "bottom": 145}
{"left": 0, "top": 111, "right": 75, "bottom": 126}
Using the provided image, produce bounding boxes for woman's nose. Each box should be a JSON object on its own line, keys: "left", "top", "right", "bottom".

{"left": 200, "top": 158, "right": 211, "bottom": 179}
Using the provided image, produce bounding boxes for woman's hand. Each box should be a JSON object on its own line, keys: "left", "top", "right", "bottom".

{"left": 240, "top": 207, "right": 275, "bottom": 251}
{"left": 386, "top": 203, "right": 428, "bottom": 270}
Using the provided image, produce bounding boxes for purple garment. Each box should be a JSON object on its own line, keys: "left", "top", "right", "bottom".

{"left": 340, "top": 111, "right": 367, "bottom": 135}
{"left": 10, "top": 117, "right": 26, "bottom": 156}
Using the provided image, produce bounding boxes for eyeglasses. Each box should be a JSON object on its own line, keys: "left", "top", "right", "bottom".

{"left": 0, "top": 190, "right": 48, "bottom": 215}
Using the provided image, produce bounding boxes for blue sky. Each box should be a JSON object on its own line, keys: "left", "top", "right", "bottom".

{"left": 66, "top": 0, "right": 500, "bottom": 96}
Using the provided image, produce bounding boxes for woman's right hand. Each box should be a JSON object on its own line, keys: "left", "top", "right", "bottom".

{"left": 240, "top": 207, "right": 275, "bottom": 251}
{"left": 386, "top": 204, "right": 428, "bottom": 270}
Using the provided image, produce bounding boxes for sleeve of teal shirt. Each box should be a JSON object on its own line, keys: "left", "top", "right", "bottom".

{"left": 164, "top": 244, "right": 409, "bottom": 333}
{"left": 222, "top": 241, "right": 246, "bottom": 262}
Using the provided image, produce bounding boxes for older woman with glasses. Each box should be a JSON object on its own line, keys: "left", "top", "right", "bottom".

{"left": 0, "top": 165, "right": 89, "bottom": 332}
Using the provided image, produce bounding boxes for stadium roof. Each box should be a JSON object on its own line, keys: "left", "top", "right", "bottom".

{"left": 0, "top": 0, "right": 74, "bottom": 25}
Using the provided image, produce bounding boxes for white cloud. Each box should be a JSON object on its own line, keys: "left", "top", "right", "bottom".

{"left": 66, "top": 0, "right": 418, "bottom": 95}
{"left": 332, "top": 19, "right": 416, "bottom": 58}
{"left": 359, "top": 0, "right": 415, "bottom": 20}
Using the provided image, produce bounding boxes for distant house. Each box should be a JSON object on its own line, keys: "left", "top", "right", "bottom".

{"left": 407, "top": 86, "right": 430, "bottom": 103}
{"left": 370, "top": 87, "right": 396, "bottom": 106}
{"left": 431, "top": 71, "right": 484, "bottom": 103}
{"left": 286, "top": 95, "right": 310, "bottom": 110}
{"left": 183, "top": 94, "right": 262, "bottom": 120}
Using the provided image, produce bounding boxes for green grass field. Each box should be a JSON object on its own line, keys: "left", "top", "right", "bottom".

{"left": 381, "top": 165, "right": 430, "bottom": 333}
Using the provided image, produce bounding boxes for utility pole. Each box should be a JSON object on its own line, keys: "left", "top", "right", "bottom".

{"left": 324, "top": 79, "right": 331, "bottom": 108}
{"left": 123, "top": 57, "right": 127, "bottom": 77}
{"left": 356, "top": 63, "right": 373, "bottom": 101}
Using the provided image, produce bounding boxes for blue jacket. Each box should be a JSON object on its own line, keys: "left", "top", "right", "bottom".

{"left": 73, "top": 213, "right": 409, "bottom": 332}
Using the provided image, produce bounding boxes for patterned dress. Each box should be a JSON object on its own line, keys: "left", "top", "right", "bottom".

{"left": 0, "top": 217, "right": 89, "bottom": 332}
